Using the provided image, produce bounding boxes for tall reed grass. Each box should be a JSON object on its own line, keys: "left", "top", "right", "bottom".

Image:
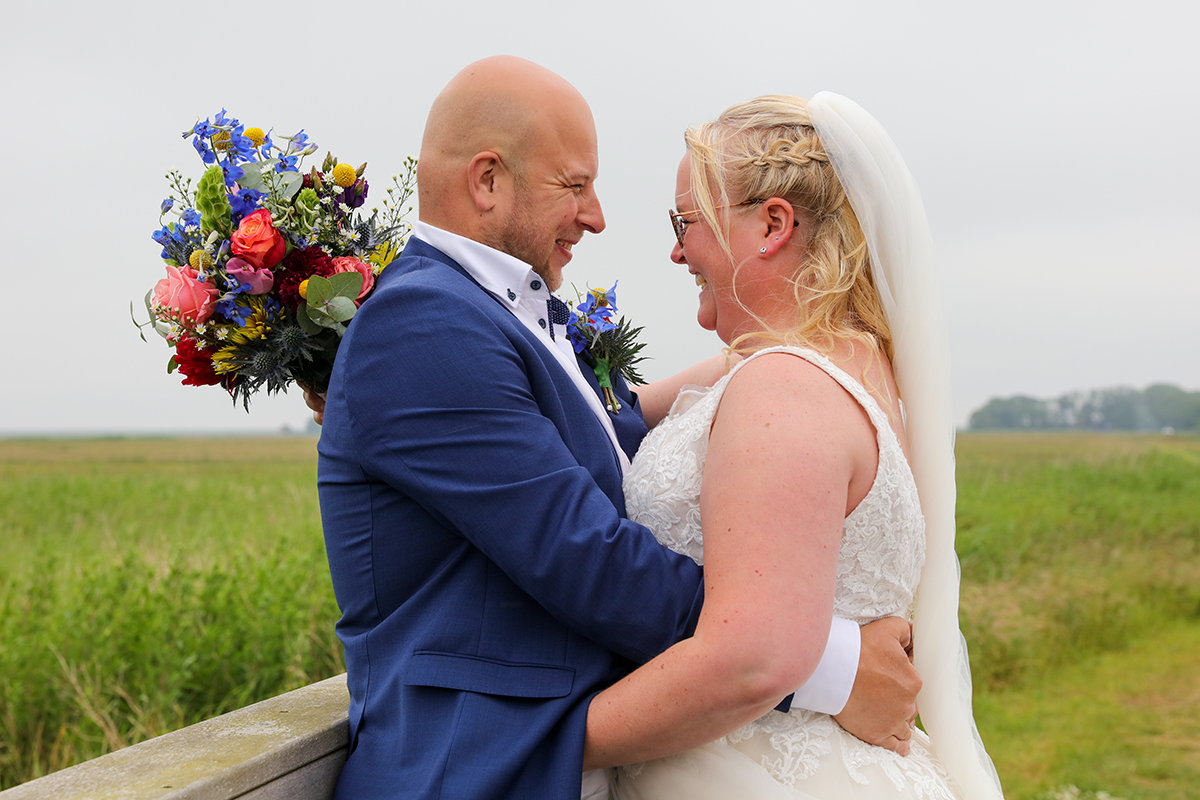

{"left": 0, "top": 438, "right": 341, "bottom": 787}
{"left": 1, "top": 433, "right": 1197, "bottom": 796}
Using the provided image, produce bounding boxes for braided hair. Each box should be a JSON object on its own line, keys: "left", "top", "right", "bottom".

{"left": 685, "top": 95, "right": 894, "bottom": 364}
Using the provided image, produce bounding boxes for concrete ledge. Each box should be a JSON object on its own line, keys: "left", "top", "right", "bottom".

{"left": 1, "top": 674, "right": 349, "bottom": 800}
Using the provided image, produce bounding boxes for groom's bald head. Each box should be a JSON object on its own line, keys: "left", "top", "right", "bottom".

{"left": 417, "top": 56, "right": 600, "bottom": 248}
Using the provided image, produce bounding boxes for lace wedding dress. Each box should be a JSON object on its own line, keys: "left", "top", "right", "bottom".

{"left": 614, "top": 346, "right": 963, "bottom": 800}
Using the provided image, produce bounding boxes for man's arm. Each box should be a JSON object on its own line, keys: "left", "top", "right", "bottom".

{"left": 633, "top": 353, "right": 735, "bottom": 428}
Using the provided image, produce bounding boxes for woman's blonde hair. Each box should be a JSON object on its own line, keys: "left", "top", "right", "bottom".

{"left": 685, "top": 95, "right": 894, "bottom": 364}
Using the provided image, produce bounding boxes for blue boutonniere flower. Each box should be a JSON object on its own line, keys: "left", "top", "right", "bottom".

{"left": 565, "top": 281, "right": 647, "bottom": 413}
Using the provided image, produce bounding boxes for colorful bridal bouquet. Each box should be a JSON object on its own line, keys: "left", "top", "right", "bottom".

{"left": 135, "top": 110, "right": 416, "bottom": 408}
{"left": 566, "top": 282, "right": 647, "bottom": 413}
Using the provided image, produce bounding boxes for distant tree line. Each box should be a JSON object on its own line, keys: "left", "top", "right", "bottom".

{"left": 968, "top": 384, "right": 1200, "bottom": 431}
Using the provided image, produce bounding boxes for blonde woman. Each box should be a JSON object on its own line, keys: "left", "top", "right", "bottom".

{"left": 583, "top": 94, "right": 1003, "bottom": 800}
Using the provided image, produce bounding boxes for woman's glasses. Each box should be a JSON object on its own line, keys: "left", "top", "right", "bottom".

{"left": 672, "top": 199, "right": 801, "bottom": 248}
{"left": 668, "top": 199, "right": 768, "bottom": 249}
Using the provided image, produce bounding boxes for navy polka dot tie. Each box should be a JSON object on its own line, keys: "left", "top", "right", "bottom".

{"left": 547, "top": 296, "right": 571, "bottom": 341}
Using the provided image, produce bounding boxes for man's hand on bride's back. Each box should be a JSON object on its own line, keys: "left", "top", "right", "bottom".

{"left": 833, "top": 616, "right": 920, "bottom": 756}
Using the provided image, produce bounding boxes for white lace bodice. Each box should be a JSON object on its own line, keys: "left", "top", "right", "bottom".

{"left": 624, "top": 346, "right": 926, "bottom": 623}
{"left": 619, "top": 347, "right": 958, "bottom": 800}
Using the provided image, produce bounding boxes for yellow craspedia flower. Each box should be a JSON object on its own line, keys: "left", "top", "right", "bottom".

{"left": 299, "top": 279, "right": 310, "bottom": 300}
{"left": 189, "top": 249, "right": 213, "bottom": 270}
{"left": 332, "top": 162, "right": 357, "bottom": 188}
{"left": 244, "top": 127, "right": 265, "bottom": 147}
{"left": 211, "top": 131, "right": 230, "bottom": 151}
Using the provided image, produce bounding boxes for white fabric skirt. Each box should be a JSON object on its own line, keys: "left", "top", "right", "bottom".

{"left": 610, "top": 710, "right": 963, "bottom": 800}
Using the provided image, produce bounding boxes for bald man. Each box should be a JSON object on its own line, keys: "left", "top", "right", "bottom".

{"left": 317, "top": 56, "right": 919, "bottom": 800}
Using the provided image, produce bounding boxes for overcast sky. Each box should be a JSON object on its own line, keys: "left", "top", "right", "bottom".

{"left": 1, "top": 0, "right": 1196, "bottom": 434}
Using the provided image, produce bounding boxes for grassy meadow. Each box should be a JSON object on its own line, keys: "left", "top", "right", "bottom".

{"left": 1, "top": 432, "right": 1198, "bottom": 796}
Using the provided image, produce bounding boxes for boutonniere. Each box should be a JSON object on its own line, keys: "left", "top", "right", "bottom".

{"left": 565, "top": 281, "right": 647, "bottom": 414}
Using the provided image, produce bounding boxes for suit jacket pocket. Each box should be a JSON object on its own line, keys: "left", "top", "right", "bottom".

{"left": 405, "top": 650, "right": 576, "bottom": 698}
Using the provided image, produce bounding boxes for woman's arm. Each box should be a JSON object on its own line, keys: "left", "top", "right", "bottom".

{"left": 583, "top": 353, "right": 879, "bottom": 769}
{"left": 633, "top": 352, "right": 738, "bottom": 428}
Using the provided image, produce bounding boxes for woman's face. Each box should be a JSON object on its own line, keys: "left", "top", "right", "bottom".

{"left": 670, "top": 155, "right": 762, "bottom": 343}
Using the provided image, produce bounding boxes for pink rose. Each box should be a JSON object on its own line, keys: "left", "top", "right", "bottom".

{"left": 231, "top": 209, "right": 286, "bottom": 269}
{"left": 225, "top": 257, "right": 275, "bottom": 295}
{"left": 331, "top": 256, "right": 375, "bottom": 303}
{"left": 153, "top": 265, "right": 218, "bottom": 325}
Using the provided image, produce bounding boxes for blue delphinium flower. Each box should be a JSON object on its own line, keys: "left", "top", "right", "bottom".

{"left": 151, "top": 215, "right": 199, "bottom": 262}
{"left": 216, "top": 296, "right": 253, "bottom": 327}
{"left": 566, "top": 310, "right": 587, "bottom": 353}
{"left": 192, "top": 134, "right": 216, "bottom": 165}
{"left": 221, "top": 161, "right": 245, "bottom": 185}
{"left": 160, "top": 197, "right": 174, "bottom": 214}
{"left": 228, "top": 131, "right": 257, "bottom": 163}
{"left": 229, "top": 188, "right": 262, "bottom": 222}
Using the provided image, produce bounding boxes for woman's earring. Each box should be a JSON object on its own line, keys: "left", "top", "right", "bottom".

{"left": 760, "top": 247, "right": 768, "bottom": 254}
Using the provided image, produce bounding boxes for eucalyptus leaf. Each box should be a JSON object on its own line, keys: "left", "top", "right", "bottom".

{"left": 323, "top": 296, "right": 358, "bottom": 322}
{"left": 305, "top": 304, "right": 343, "bottom": 330}
{"left": 327, "top": 271, "right": 363, "bottom": 300}
{"left": 297, "top": 305, "right": 324, "bottom": 334}
{"left": 305, "top": 275, "right": 335, "bottom": 304}
{"left": 236, "top": 160, "right": 273, "bottom": 193}
{"left": 276, "top": 171, "right": 303, "bottom": 201}
{"left": 307, "top": 308, "right": 349, "bottom": 336}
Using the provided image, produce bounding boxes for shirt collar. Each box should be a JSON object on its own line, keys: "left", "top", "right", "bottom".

{"left": 414, "top": 221, "right": 551, "bottom": 310}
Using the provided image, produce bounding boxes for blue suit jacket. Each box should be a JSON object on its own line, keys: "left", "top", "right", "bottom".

{"left": 318, "top": 238, "right": 706, "bottom": 799}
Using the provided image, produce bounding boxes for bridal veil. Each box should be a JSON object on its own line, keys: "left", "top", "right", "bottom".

{"left": 807, "top": 92, "right": 1004, "bottom": 800}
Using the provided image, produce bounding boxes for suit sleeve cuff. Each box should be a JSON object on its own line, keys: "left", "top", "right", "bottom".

{"left": 788, "top": 616, "right": 860, "bottom": 715}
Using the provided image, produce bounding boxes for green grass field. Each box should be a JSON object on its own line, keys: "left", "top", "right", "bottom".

{"left": 1, "top": 432, "right": 1197, "bottom": 796}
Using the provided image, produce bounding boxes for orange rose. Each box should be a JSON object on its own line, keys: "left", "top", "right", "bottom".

{"left": 230, "top": 209, "right": 286, "bottom": 269}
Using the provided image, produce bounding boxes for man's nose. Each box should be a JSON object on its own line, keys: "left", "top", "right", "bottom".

{"left": 579, "top": 187, "right": 606, "bottom": 234}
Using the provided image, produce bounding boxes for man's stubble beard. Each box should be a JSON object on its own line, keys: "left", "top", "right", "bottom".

{"left": 485, "top": 188, "right": 562, "bottom": 292}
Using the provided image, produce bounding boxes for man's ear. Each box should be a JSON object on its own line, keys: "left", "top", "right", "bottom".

{"left": 467, "top": 151, "right": 509, "bottom": 212}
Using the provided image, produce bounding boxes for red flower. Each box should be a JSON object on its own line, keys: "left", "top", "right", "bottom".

{"left": 276, "top": 245, "right": 335, "bottom": 309}
{"left": 175, "top": 337, "right": 222, "bottom": 387}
